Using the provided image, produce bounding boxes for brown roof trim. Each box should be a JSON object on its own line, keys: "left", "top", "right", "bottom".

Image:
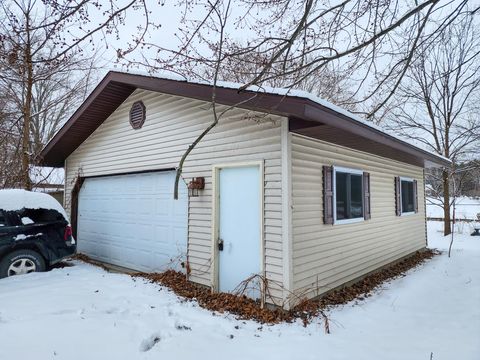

{"left": 39, "top": 71, "right": 451, "bottom": 168}
{"left": 301, "top": 104, "right": 448, "bottom": 167}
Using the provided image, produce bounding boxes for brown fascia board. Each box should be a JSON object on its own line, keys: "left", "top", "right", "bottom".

{"left": 106, "top": 72, "right": 307, "bottom": 116}
{"left": 39, "top": 72, "right": 305, "bottom": 167}
{"left": 39, "top": 74, "right": 136, "bottom": 167}
{"left": 39, "top": 71, "right": 451, "bottom": 168}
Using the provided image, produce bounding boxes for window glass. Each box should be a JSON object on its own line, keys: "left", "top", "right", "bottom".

{"left": 401, "top": 180, "right": 415, "bottom": 213}
{"left": 336, "top": 172, "right": 348, "bottom": 220}
{"left": 0, "top": 210, "right": 6, "bottom": 227}
{"left": 335, "top": 171, "right": 363, "bottom": 221}
{"left": 18, "top": 209, "right": 65, "bottom": 224}
{"left": 350, "top": 175, "right": 363, "bottom": 218}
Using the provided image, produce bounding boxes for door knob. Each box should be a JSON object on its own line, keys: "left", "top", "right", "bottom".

{"left": 218, "top": 238, "right": 224, "bottom": 251}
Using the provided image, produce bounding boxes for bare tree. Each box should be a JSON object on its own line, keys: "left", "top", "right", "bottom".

{"left": 386, "top": 12, "right": 480, "bottom": 235}
{"left": 203, "top": 47, "right": 358, "bottom": 111}
{"left": 458, "top": 160, "right": 480, "bottom": 197}
{"left": 29, "top": 51, "right": 98, "bottom": 158}
{"left": 0, "top": 97, "right": 22, "bottom": 188}
{"left": 122, "top": 0, "right": 471, "bottom": 112}
{"left": 0, "top": 0, "right": 149, "bottom": 189}
{"left": 116, "top": 0, "right": 472, "bottom": 198}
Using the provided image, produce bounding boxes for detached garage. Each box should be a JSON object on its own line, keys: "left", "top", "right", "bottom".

{"left": 40, "top": 71, "right": 450, "bottom": 309}
{"left": 78, "top": 171, "right": 187, "bottom": 272}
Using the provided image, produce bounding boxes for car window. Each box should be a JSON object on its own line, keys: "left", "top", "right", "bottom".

{"left": 0, "top": 210, "right": 6, "bottom": 227}
{"left": 19, "top": 208, "right": 65, "bottom": 223}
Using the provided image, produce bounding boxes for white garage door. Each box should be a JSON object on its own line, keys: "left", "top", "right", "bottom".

{"left": 77, "top": 171, "right": 188, "bottom": 272}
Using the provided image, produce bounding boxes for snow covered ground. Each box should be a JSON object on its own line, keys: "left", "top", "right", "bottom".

{"left": 427, "top": 196, "right": 480, "bottom": 220}
{"left": 0, "top": 222, "right": 478, "bottom": 360}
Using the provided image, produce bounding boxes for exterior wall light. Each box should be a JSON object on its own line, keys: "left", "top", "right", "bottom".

{"left": 188, "top": 177, "right": 205, "bottom": 197}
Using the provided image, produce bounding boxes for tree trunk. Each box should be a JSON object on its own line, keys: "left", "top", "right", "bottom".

{"left": 21, "top": 17, "right": 33, "bottom": 191}
{"left": 21, "top": 92, "right": 32, "bottom": 190}
{"left": 442, "top": 169, "right": 451, "bottom": 236}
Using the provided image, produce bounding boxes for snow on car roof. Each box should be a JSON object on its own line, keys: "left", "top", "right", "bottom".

{"left": 0, "top": 189, "right": 69, "bottom": 221}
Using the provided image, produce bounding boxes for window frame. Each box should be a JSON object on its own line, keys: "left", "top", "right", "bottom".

{"left": 399, "top": 176, "right": 415, "bottom": 216}
{"left": 333, "top": 166, "right": 365, "bottom": 225}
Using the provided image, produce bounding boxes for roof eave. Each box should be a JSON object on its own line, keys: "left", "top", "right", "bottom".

{"left": 39, "top": 72, "right": 136, "bottom": 167}
{"left": 302, "top": 103, "right": 451, "bottom": 168}
{"left": 39, "top": 71, "right": 452, "bottom": 169}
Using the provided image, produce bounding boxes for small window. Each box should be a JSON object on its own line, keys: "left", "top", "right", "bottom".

{"left": 334, "top": 167, "right": 364, "bottom": 223}
{"left": 400, "top": 178, "right": 415, "bottom": 214}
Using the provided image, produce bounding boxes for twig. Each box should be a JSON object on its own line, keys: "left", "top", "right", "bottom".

{"left": 448, "top": 176, "right": 457, "bottom": 257}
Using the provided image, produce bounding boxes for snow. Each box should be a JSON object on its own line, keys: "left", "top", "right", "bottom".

{"left": 0, "top": 189, "right": 69, "bottom": 221}
{"left": 13, "top": 233, "right": 43, "bottom": 241}
{"left": 108, "top": 70, "right": 450, "bottom": 166}
{"left": 21, "top": 216, "right": 34, "bottom": 225}
{"left": 0, "top": 222, "right": 478, "bottom": 360}
{"left": 427, "top": 196, "right": 480, "bottom": 221}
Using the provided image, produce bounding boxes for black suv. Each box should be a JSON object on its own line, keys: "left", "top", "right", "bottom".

{"left": 0, "top": 207, "right": 76, "bottom": 278}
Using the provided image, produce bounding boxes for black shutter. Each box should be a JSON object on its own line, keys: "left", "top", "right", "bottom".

{"left": 363, "top": 172, "right": 371, "bottom": 220}
{"left": 323, "top": 165, "right": 334, "bottom": 224}
{"left": 413, "top": 179, "right": 418, "bottom": 213}
{"left": 394, "top": 176, "right": 401, "bottom": 216}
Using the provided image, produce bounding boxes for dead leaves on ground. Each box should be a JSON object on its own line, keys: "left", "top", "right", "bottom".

{"left": 78, "top": 249, "right": 438, "bottom": 326}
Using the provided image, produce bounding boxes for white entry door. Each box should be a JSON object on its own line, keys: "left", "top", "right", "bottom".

{"left": 218, "top": 165, "right": 261, "bottom": 297}
{"left": 77, "top": 171, "right": 188, "bottom": 272}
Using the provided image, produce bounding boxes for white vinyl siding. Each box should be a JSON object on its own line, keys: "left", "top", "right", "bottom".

{"left": 64, "top": 89, "right": 285, "bottom": 304}
{"left": 63, "top": 87, "right": 429, "bottom": 307}
{"left": 291, "top": 133, "right": 426, "bottom": 301}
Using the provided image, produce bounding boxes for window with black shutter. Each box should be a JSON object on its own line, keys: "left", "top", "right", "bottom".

{"left": 323, "top": 166, "right": 370, "bottom": 224}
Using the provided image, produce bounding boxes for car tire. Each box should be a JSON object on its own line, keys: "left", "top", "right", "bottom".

{"left": 0, "top": 250, "right": 46, "bottom": 279}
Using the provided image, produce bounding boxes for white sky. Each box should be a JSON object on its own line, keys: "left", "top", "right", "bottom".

{"left": 89, "top": 1, "right": 184, "bottom": 73}
{"left": 89, "top": 1, "right": 287, "bottom": 76}
{"left": 87, "top": 1, "right": 470, "bottom": 91}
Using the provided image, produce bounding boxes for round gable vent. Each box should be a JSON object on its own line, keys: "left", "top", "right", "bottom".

{"left": 129, "top": 101, "right": 146, "bottom": 129}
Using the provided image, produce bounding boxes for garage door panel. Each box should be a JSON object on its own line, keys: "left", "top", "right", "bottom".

{"left": 78, "top": 171, "right": 188, "bottom": 272}
{"left": 155, "top": 199, "right": 170, "bottom": 216}
{"left": 137, "top": 223, "right": 154, "bottom": 241}
{"left": 173, "top": 227, "right": 187, "bottom": 251}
